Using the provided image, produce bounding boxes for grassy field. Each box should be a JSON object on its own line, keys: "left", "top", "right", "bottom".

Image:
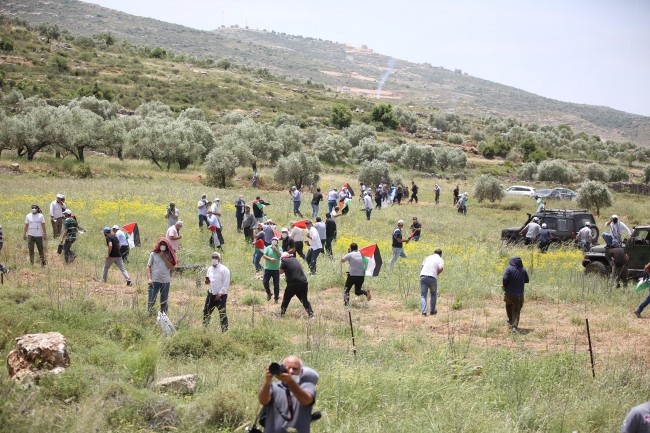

{"left": 1, "top": 155, "right": 650, "bottom": 432}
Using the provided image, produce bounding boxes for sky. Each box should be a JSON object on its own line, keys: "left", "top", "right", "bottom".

{"left": 87, "top": 0, "right": 650, "bottom": 116}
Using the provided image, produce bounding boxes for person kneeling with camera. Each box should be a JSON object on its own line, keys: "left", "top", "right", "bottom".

{"left": 257, "top": 356, "right": 317, "bottom": 433}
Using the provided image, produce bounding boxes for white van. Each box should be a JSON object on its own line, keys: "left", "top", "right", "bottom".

{"left": 505, "top": 185, "right": 537, "bottom": 197}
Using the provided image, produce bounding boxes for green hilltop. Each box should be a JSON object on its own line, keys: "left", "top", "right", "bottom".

{"left": 2, "top": 0, "right": 649, "bottom": 145}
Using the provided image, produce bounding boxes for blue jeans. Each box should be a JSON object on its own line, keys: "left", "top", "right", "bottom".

{"left": 306, "top": 248, "right": 321, "bottom": 274}
{"left": 412, "top": 236, "right": 420, "bottom": 241}
{"left": 148, "top": 282, "right": 170, "bottom": 314}
{"left": 198, "top": 214, "right": 207, "bottom": 228}
{"left": 263, "top": 269, "right": 280, "bottom": 300}
{"left": 311, "top": 204, "right": 319, "bottom": 218}
{"left": 637, "top": 290, "right": 650, "bottom": 314}
{"left": 390, "top": 247, "right": 407, "bottom": 267}
{"left": 420, "top": 276, "right": 438, "bottom": 314}
{"left": 365, "top": 208, "right": 372, "bottom": 220}
{"left": 253, "top": 250, "right": 263, "bottom": 272}
{"left": 293, "top": 201, "right": 303, "bottom": 217}
{"left": 328, "top": 200, "right": 337, "bottom": 213}
{"left": 602, "top": 232, "right": 620, "bottom": 247}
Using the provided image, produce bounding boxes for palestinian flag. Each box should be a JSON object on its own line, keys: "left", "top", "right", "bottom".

{"left": 273, "top": 229, "right": 282, "bottom": 239}
{"left": 254, "top": 239, "right": 266, "bottom": 250}
{"left": 292, "top": 220, "right": 308, "bottom": 229}
{"left": 252, "top": 200, "right": 265, "bottom": 211}
{"left": 121, "top": 222, "right": 140, "bottom": 248}
{"left": 342, "top": 183, "right": 355, "bottom": 197}
{"left": 359, "top": 244, "right": 382, "bottom": 277}
{"left": 637, "top": 278, "right": 649, "bottom": 293}
{"left": 339, "top": 198, "right": 352, "bottom": 215}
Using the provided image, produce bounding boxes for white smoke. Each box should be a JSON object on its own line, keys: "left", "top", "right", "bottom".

{"left": 376, "top": 59, "right": 395, "bottom": 99}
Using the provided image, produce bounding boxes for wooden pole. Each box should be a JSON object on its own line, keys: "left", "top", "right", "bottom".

{"left": 586, "top": 318, "right": 595, "bottom": 378}
{"left": 348, "top": 310, "right": 357, "bottom": 356}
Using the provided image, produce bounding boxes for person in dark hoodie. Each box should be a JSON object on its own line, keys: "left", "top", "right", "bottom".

{"left": 502, "top": 256, "right": 529, "bottom": 333}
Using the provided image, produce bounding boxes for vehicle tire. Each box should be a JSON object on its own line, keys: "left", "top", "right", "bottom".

{"left": 584, "top": 261, "right": 607, "bottom": 277}
{"left": 590, "top": 226, "right": 600, "bottom": 244}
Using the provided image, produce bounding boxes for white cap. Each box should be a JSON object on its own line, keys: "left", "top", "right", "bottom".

{"left": 176, "top": 220, "right": 183, "bottom": 227}
{"left": 397, "top": 220, "right": 405, "bottom": 225}
{"left": 281, "top": 228, "right": 289, "bottom": 233}
{"left": 612, "top": 214, "right": 618, "bottom": 219}
{"left": 532, "top": 217, "right": 539, "bottom": 222}
{"left": 63, "top": 209, "right": 72, "bottom": 215}
{"left": 585, "top": 222, "right": 591, "bottom": 226}
{"left": 272, "top": 236, "right": 279, "bottom": 241}
{"left": 215, "top": 198, "right": 220, "bottom": 202}
{"left": 112, "top": 225, "right": 120, "bottom": 230}
{"left": 211, "top": 251, "right": 221, "bottom": 259}
{"left": 541, "top": 223, "right": 547, "bottom": 228}
{"left": 56, "top": 193, "right": 64, "bottom": 199}
{"left": 281, "top": 252, "right": 291, "bottom": 259}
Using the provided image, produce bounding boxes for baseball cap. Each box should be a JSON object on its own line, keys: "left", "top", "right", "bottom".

{"left": 211, "top": 251, "right": 221, "bottom": 259}
{"left": 585, "top": 222, "right": 591, "bottom": 226}
{"left": 541, "top": 223, "right": 547, "bottom": 228}
{"left": 532, "top": 217, "right": 539, "bottom": 222}
{"left": 272, "top": 236, "right": 279, "bottom": 241}
{"left": 112, "top": 225, "right": 120, "bottom": 230}
{"left": 56, "top": 193, "right": 65, "bottom": 199}
{"left": 176, "top": 221, "right": 184, "bottom": 227}
{"left": 63, "top": 209, "right": 72, "bottom": 215}
{"left": 397, "top": 220, "right": 404, "bottom": 225}
{"left": 281, "top": 252, "right": 291, "bottom": 259}
{"left": 215, "top": 198, "right": 220, "bottom": 202}
{"left": 281, "top": 228, "right": 289, "bottom": 233}
{"left": 612, "top": 214, "right": 618, "bottom": 219}
{"left": 102, "top": 227, "right": 111, "bottom": 233}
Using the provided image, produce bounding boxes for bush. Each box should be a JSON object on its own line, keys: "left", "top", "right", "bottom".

{"left": 607, "top": 166, "right": 629, "bottom": 182}
{"left": 351, "top": 137, "right": 391, "bottom": 164}
{"left": 358, "top": 160, "right": 399, "bottom": 187}
{"left": 393, "top": 106, "right": 418, "bottom": 133}
{"left": 330, "top": 103, "right": 352, "bottom": 129}
{"left": 274, "top": 151, "right": 322, "bottom": 187}
{"left": 576, "top": 180, "right": 613, "bottom": 216}
{"left": 273, "top": 113, "right": 299, "bottom": 128}
{"left": 203, "top": 389, "right": 250, "bottom": 429}
{"left": 371, "top": 103, "right": 398, "bottom": 130}
{"left": 584, "top": 163, "right": 608, "bottom": 181}
{"left": 535, "top": 159, "right": 581, "bottom": 183}
{"left": 473, "top": 174, "right": 505, "bottom": 203}
{"left": 71, "top": 163, "right": 92, "bottom": 178}
{"left": 314, "top": 135, "right": 351, "bottom": 163}
{"left": 447, "top": 133, "right": 464, "bottom": 144}
{"left": 50, "top": 56, "right": 69, "bottom": 73}
{"left": 39, "top": 365, "right": 92, "bottom": 401}
{"left": 342, "top": 124, "right": 376, "bottom": 147}
{"left": 164, "top": 328, "right": 220, "bottom": 358}
{"left": 0, "top": 36, "right": 14, "bottom": 52}
{"left": 645, "top": 165, "right": 650, "bottom": 184}
{"left": 435, "top": 146, "right": 467, "bottom": 171}
{"left": 126, "top": 345, "right": 158, "bottom": 387}
{"left": 518, "top": 162, "right": 537, "bottom": 181}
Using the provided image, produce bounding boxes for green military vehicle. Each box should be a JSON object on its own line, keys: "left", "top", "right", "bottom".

{"left": 582, "top": 225, "right": 650, "bottom": 279}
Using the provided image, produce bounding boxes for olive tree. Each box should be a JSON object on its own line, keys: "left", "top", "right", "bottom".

{"left": 135, "top": 100, "right": 174, "bottom": 119}
{"left": 576, "top": 180, "right": 613, "bottom": 216}
{"left": 357, "top": 160, "right": 400, "bottom": 187}
{"left": 273, "top": 113, "right": 299, "bottom": 128}
{"left": 397, "top": 142, "right": 436, "bottom": 170}
{"left": 204, "top": 146, "right": 238, "bottom": 188}
{"left": 584, "top": 163, "right": 608, "bottom": 182}
{"left": 393, "top": 106, "right": 418, "bottom": 133}
{"left": 474, "top": 174, "right": 505, "bottom": 203}
{"left": 221, "top": 112, "right": 246, "bottom": 125}
{"left": 435, "top": 146, "right": 467, "bottom": 171}
{"left": 342, "top": 124, "right": 376, "bottom": 147}
{"left": 276, "top": 124, "right": 304, "bottom": 156}
{"left": 535, "top": 159, "right": 581, "bottom": 183}
{"left": 68, "top": 96, "right": 117, "bottom": 120}
{"left": 314, "top": 135, "right": 351, "bottom": 163}
{"left": 518, "top": 162, "right": 537, "bottom": 181}
{"left": 57, "top": 106, "right": 112, "bottom": 162}
{"left": 350, "top": 138, "right": 391, "bottom": 164}
{"left": 331, "top": 103, "right": 352, "bottom": 129}
{"left": 274, "top": 151, "right": 322, "bottom": 188}
{"left": 1, "top": 105, "right": 59, "bottom": 160}
{"left": 178, "top": 107, "right": 206, "bottom": 121}
{"left": 607, "top": 166, "right": 630, "bottom": 182}
{"left": 221, "top": 119, "right": 282, "bottom": 170}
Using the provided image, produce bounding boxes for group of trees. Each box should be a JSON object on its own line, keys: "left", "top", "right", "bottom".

{"left": 517, "top": 159, "right": 635, "bottom": 184}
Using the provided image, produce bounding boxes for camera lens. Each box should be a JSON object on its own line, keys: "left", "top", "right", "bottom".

{"left": 269, "top": 362, "right": 286, "bottom": 375}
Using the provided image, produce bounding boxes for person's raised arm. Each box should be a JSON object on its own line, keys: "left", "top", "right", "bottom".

{"left": 258, "top": 365, "right": 274, "bottom": 406}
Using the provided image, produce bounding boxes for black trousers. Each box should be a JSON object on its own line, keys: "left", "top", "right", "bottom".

{"left": 243, "top": 226, "right": 253, "bottom": 242}
{"left": 281, "top": 282, "right": 313, "bottom": 317}
{"left": 63, "top": 238, "right": 76, "bottom": 264}
{"left": 410, "top": 192, "right": 418, "bottom": 203}
{"left": 203, "top": 292, "right": 228, "bottom": 332}
{"left": 120, "top": 245, "right": 129, "bottom": 262}
{"left": 236, "top": 215, "right": 244, "bottom": 231}
{"left": 504, "top": 294, "right": 524, "bottom": 328}
{"left": 344, "top": 275, "right": 367, "bottom": 305}
{"left": 294, "top": 241, "right": 305, "bottom": 260}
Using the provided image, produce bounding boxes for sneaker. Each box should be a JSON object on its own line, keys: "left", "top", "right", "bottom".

{"left": 511, "top": 327, "right": 518, "bottom": 333}
{"left": 634, "top": 311, "right": 641, "bottom": 318}
{"left": 273, "top": 312, "right": 283, "bottom": 317}
{"left": 422, "top": 312, "right": 427, "bottom": 317}
{"left": 366, "top": 290, "right": 372, "bottom": 301}
{"left": 126, "top": 280, "right": 132, "bottom": 286}
{"left": 506, "top": 319, "right": 511, "bottom": 326}
{"left": 431, "top": 309, "right": 437, "bottom": 315}
{"left": 266, "top": 293, "right": 272, "bottom": 301}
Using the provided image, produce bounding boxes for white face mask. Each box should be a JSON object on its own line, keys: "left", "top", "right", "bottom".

{"left": 31, "top": 208, "right": 37, "bottom": 214}
{"left": 160, "top": 245, "right": 167, "bottom": 252}
{"left": 281, "top": 233, "right": 287, "bottom": 239}
{"left": 272, "top": 240, "right": 278, "bottom": 246}
{"left": 292, "top": 375, "right": 301, "bottom": 383}
{"left": 212, "top": 259, "right": 220, "bottom": 265}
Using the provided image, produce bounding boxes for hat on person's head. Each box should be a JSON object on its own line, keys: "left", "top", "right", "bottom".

{"left": 272, "top": 236, "right": 279, "bottom": 241}
{"left": 201, "top": 194, "right": 207, "bottom": 198}
{"left": 281, "top": 228, "right": 289, "bottom": 233}
{"left": 532, "top": 217, "right": 539, "bottom": 222}
{"left": 397, "top": 220, "right": 404, "bottom": 225}
{"left": 211, "top": 251, "right": 221, "bottom": 259}
{"left": 215, "top": 198, "right": 220, "bottom": 202}
{"left": 102, "top": 227, "right": 111, "bottom": 233}
{"left": 292, "top": 186, "right": 296, "bottom": 190}
{"left": 612, "top": 214, "right": 618, "bottom": 219}
{"left": 112, "top": 225, "right": 120, "bottom": 230}
{"left": 63, "top": 209, "right": 72, "bottom": 215}
{"left": 56, "top": 193, "right": 64, "bottom": 199}
{"left": 266, "top": 219, "right": 273, "bottom": 224}
{"left": 541, "top": 223, "right": 547, "bottom": 228}
{"left": 585, "top": 222, "right": 591, "bottom": 226}
{"left": 281, "top": 252, "right": 291, "bottom": 259}
{"left": 176, "top": 221, "right": 183, "bottom": 227}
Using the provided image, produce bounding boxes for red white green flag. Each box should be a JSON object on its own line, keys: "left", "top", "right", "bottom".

{"left": 359, "top": 244, "right": 382, "bottom": 277}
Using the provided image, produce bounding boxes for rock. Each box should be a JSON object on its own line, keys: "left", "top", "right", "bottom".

{"left": 7, "top": 332, "right": 70, "bottom": 382}
{"left": 154, "top": 374, "right": 197, "bottom": 394}
{"left": 10, "top": 163, "right": 19, "bottom": 171}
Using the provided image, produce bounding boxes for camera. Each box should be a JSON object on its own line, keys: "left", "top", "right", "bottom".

{"left": 268, "top": 362, "right": 287, "bottom": 375}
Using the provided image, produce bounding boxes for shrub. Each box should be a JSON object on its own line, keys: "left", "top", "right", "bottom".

{"left": 342, "top": 124, "right": 376, "bottom": 147}
{"left": 518, "top": 162, "right": 537, "bottom": 181}
{"left": 39, "top": 365, "right": 92, "bottom": 401}
{"left": 50, "top": 56, "right": 69, "bottom": 72}
{"left": 164, "top": 328, "right": 219, "bottom": 358}
{"left": 607, "top": 166, "right": 629, "bottom": 182}
{"left": 474, "top": 174, "right": 505, "bottom": 203}
{"left": 397, "top": 142, "right": 436, "bottom": 170}
{"left": 393, "top": 106, "right": 418, "bottom": 133}
{"left": 203, "top": 389, "right": 250, "bottom": 429}
{"left": 358, "top": 160, "right": 399, "bottom": 187}
{"left": 274, "top": 151, "right": 322, "bottom": 187}
{"left": 371, "top": 103, "right": 398, "bottom": 130}
{"left": 535, "top": 159, "right": 581, "bottom": 183}
{"left": 273, "top": 113, "right": 299, "bottom": 128}
{"left": 435, "top": 146, "right": 466, "bottom": 171}
{"left": 330, "top": 103, "right": 352, "bottom": 129}
{"left": 447, "top": 133, "right": 464, "bottom": 144}
{"left": 314, "top": 135, "right": 351, "bottom": 163}
{"left": 576, "top": 180, "right": 613, "bottom": 216}
{"left": 204, "top": 146, "right": 238, "bottom": 187}
{"left": 0, "top": 36, "right": 14, "bottom": 52}
{"left": 584, "top": 163, "right": 608, "bottom": 181}
{"left": 127, "top": 345, "right": 158, "bottom": 387}
{"left": 71, "top": 163, "right": 92, "bottom": 178}
{"left": 351, "top": 137, "right": 391, "bottom": 164}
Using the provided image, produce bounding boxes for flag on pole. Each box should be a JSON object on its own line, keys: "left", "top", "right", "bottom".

{"left": 637, "top": 278, "right": 649, "bottom": 293}
{"left": 292, "top": 220, "right": 308, "bottom": 229}
{"left": 121, "top": 222, "right": 140, "bottom": 247}
{"left": 339, "top": 198, "right": 352, "bottom": 215}
{"left": 359, "top": 244, "right": 382, "bottom": 276}
{"left": 342, "top": 183, "right": 355, "bottom": 197}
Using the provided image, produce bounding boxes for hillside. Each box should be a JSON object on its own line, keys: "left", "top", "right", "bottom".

{"left": 2, "top": 0, "right": 650, "bottom": 145}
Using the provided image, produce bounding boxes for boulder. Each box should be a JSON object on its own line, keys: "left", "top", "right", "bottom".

{"left": 7, "top": 332, "right": 70, "bottom": 382}
{"left": 153, "top": 374, "right": 197, "bottom": 394}
{"left": 10, "top": 163, "right": 20, "bottom": 171}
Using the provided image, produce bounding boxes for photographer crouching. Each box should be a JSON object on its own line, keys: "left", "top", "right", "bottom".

{"left": 257, "top": 356, "right": 317, "bottom": 433}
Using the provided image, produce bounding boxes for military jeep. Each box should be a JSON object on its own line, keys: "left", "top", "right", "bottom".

{"left": 582, "top": 225, "right": 650, "bottom": 278}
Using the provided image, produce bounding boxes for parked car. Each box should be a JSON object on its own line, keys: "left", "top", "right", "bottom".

{"left": 582, "top": 225, "right": 650, "bottom": 278}
{"left": 535, "top": 188, "right": 577, "bottom": 200}
{"left": 501, "top": 208, "right": 598, "bottom": 246}
{"left": 505, "top": 186, "right": 537, "bottom": 197}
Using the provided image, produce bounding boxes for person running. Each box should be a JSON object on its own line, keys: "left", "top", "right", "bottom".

{"left": 278, "top": 252, "right": 314, "bottom": 317}
{"left": 325, "top": 213, "right": 336, "bottom": 257}
{"left": 197, "top": 194, "right": 209, "bottom": 228}
{"left": 242, "top": 205, "right": 256, "bottom": 242}
{"left": 305, "top": 220, "right": 322, "bottom": 275}
{"left": 262, "top": 237, "right": 283, "bottom": 302}
{"left": 538, "top": 223, "right": 552, "bottom": 253}
{"left": 409, "top": 181, "right": 419, "bottom": 203}
{"left": 634, "top": 262, "right": 650, "bottom": 318}
{"left": 165, "top": 203, "right": 179, "bottom": 228}
{"left": 291, "top": 186, "right": 303, "bottom": 218}
{"left": 519, "top": 217, "right": 541, "bottom": 246}
{"left": 502, "top": 256, "right": 529, "bottom": 333}
{"left": 311, "top": 188, "right": 323, "bottom": 219}
{"left": 24, "top": 204, "right": 47, "bottom": 267}
{"left": 147, "top": 238, "right": 177, "bottom": 315}
{"left": 420, "top": 249, "right": 444, "bottom": 316}
{"left": 327, "top": 188, "right": 338, "bottom": 214}
{"left": 364, "top": 191, "right": 373, "bottom": 221}
{"left": 394, "top": 184, "right": 403, "bottom": 205}
{"left": 112, "top": 224, "right": 130, "bottom": 262}
{"left": 390, "top": 220, "right": 410, "bottom": 268}
{"left": 374, "top": 186, "right": 382, "bottom": 210}
{"left": 101, "top": 227, "right": 132, "bottom": 286}
{"left": 341, "top": 243, "right": 371, "bottom": 306}
{"left": 59, "top": 210, "right": 79, "bottom": 264}
{"left": 203, "top": 251, "right": 231, "bottom": 331}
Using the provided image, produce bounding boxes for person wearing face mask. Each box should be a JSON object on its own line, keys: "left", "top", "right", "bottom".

{"left": 242, "top": 205, "right": 256, "bottom": 242}
{"left": 147, "top": 238, "right": 177, "bottom": 315}
{"left": 210, "top": 198, "right": 222, "bottom": 218}
{"left": 203, "top": 252, "right": 231, "bottom": 331}
{"left": 235, "top": 195, "right": 246, "bottom": 232}
{"left": 24, "top": 204, "right": 47, "bottom": 267}
{"left": 263, "top": 236, "right": 283, "bottom": 303}
{"left": 281, "top": 228, "right": 296, "bottom": 256}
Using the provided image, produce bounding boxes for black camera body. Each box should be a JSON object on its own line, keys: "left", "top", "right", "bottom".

{"left": 268, "top": 362, "right": 287, "bottom": 375}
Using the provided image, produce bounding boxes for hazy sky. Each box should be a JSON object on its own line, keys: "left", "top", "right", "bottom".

{"left": 88, "top": 0, "right": 650, "bottom": 116}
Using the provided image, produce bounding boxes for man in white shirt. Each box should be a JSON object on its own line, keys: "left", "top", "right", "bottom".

{"left": 210, "top": 198, "right": 221, "bottom": 217}
{"left": 305, "top": 220, "right": 322, "bottom": 275}
{"left": 363, "top": 192, "right": 373, "bottom": 221}
{"left": 604, "top": 214, "right": 631, "bottom": 247}
{"left": 203, "top": 252, "right": 231, "bottom": 331}
{"left": 24, "top": 204, "right": 47, "bottom": 266}
{"left": 49, "top": 193, "right": 66, "bottom": 238}
{"left": 289, "top": 221, "right": 306, "bottom": 260}
{"left": 420, "top": 249, "right": 444, "bottom": 316}
{"left": 166, "top": 221, "right": 183, "bottom": 252}
{"left": 519, "top": 217, "right": 541, "bottom": 246}
{"left": 112, "top": 225, "right": 130, "bottom": 262}
{"left": 197, "top": 194, "right": 209, "bottom": 229}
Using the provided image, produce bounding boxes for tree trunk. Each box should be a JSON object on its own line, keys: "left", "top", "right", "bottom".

{"left": 55, "top": 150, "right": 61, "bottom": 159}
{"left": 178, "top": 159, "right": 189, "bottom": 170}
{"left": 221, "top": 174, "right": 226, "bottom": 188}
{"left": 78, "top": 147, "right": 85, "bottom": 163}
{"left": 27, "top": 150, "right": 36, "bottom": 161}
{"left": 117, "top": 148, "right": 123, "bottom": 160}
{"left": 252, "top": 161, "right": 257, "bottom": 172}
{"left": 167, "top": 160, "right": 171, "bottom": 171}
